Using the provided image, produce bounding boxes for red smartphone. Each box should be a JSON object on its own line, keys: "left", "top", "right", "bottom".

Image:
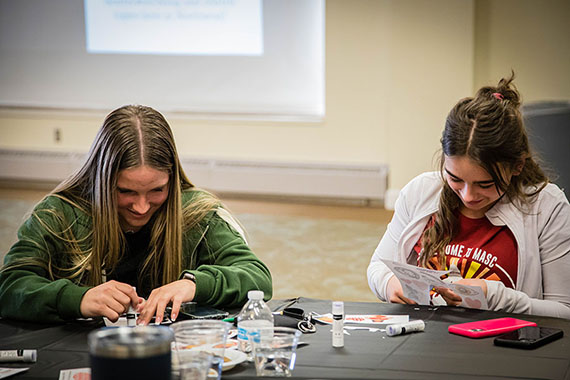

{"left": 448, "top": 317, "right": 537, "bottom": 338}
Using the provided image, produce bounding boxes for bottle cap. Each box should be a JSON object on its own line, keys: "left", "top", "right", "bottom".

{"left": 247, "top": 290, "right": 264, "bottom": 300}
{"left": 386, "top": 324, "right": 401, "bottom": 336}
{"left": 332, "top": 301, "right": 344, "bottom": 315}
{"left": 23, "top": 350, "right": 37, "bottom": 362}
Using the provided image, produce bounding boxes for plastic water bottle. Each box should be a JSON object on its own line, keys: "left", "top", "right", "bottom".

{"left": 237, "top": 290, "right": 274, "bottom": 353}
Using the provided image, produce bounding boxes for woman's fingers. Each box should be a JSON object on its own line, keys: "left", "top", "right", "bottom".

{"left": 169, "top": 299, "right": 183, "bottom": 322}
{"left": 137, "top": 280, "right": 196, "bottom": 325}
{"left": 434, "top": 286, "right": 462, "bottom": 306}
{"left": 401, "top": 295, "right": 418, "bottom": 305}
{"left": 137, "top": 295, "right": 158, "bottom": 325}
{"left": 154, "top": 297, "right": 170, "bottom": 325}
{"left": 80, "top": 280, "right": 139, "bottom": 320}
{"left": 386, "top": 275, "right": 417, "bottom": 304}
{"left": 114, "top": 282, "right": 140, "bottom": 309}
{"left": 455, "top": 278, "right": 488, "bottom": 296}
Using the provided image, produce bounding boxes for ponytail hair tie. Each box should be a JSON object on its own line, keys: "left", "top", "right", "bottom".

{"left": 492, "top": 92, "right": 504, "bottom": 100}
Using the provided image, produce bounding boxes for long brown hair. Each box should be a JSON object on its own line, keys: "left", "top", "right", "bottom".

{"left": 7, "top": 105, "right": 219, "bottom": 289}
{"left": 419, "top": 74, "right": 549, "bottom": 268}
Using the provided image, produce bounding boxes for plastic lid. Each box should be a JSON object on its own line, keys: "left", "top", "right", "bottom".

{"left": 23, "top": 350, "right": 37, "bottom": 362}
{"left": 247, "top": 290, "right": 264, "bottom": 300}
{"left": 332, "top": 301, "right": 344, "bottom": 315}
{"left": 88, "top": 326, "right": 174, "bottom": 359}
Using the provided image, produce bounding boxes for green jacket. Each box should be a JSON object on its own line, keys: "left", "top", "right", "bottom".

{"left": 0, "top": 191, "right": 272, "bottom": 322}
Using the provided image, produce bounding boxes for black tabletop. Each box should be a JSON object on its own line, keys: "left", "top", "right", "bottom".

{"left": 1, "top": 298, "right": 569, "bottom": 379}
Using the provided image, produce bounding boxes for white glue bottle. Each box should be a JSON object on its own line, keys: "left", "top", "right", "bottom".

{"left": 332, "top": 301, "right": 344, "bottom": 348}
{"left": 0, "top": 350, "right": 37, "bottom": 363}
{"left": 386, "top": 320, "right": 425, "bottom": 336}
{"left": 237, "top": 290, "right": 274, "bottom": 353}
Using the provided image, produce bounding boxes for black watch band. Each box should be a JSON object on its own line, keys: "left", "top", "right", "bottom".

{"left": 183, "top": 272, "right": 196, "bottom": 284}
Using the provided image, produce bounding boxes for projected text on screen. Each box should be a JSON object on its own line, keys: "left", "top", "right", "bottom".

{"left": 85, "top": 0, "right": 263, "bottom": 56}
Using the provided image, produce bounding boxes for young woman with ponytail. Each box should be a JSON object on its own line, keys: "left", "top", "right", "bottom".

{"left": 0, "top": 105, "right": 272, "bottom": 323}
{"left": 367, "top": 74, "right": 570, "bottom": 318}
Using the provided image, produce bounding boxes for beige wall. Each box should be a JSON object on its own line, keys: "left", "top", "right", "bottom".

{"left": 1, "top": 0, "right": 568, "bottom": 201}
{"left": 474, "top": 0, "right": 570, "bottom": 101}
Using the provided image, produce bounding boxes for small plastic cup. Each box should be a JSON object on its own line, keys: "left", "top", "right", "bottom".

{"left": 173, "top": 351, "right": 213, "bottom": 380}
{"left": 251, "top": 327, "right": 301, "bottom": 377}
{"left": 170, "top": 320, "right": 231, "bottom": 380}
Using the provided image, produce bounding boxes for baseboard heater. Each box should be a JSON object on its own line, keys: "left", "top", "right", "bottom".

{"left": 0, "top": 149, "right": 388, "bottom": 204}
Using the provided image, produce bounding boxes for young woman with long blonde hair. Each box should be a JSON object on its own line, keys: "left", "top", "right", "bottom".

{"left": 0, "top": 105, "right": 272, "bottom": 324}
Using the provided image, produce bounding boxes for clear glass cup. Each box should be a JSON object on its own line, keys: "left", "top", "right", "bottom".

{"left": 251, "top": 327, "right": 301, "bottom": 377}
{"left": 174, "top": 351, "right": 213, "bottom": 380}
{"left": 88, "top": 326, "right": 174, "bottom": 380}
{"left": 170, "top": 320, "right": 231, "bottom": 380}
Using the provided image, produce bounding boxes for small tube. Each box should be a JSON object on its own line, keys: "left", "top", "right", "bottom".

{"left": 332, "top": 301, "right": 344, "bottom": 348}
{"left": 386, "top": 320, "right": 425, "bottom": 336}
{"left": 127, "top": 286, "right": 137, "bottom": 326}
{"left": 0, "top": 350, "right": 37, "bottom": 363}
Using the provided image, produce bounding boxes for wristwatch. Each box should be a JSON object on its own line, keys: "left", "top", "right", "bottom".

{"left": 182, "top": 272, "right": 196, "bottom": 284}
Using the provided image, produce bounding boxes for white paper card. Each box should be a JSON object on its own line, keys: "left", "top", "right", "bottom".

{"left": 58, "top": 367, "right": 91, "bottom": 380}
{"left": 315, "top": 314, "right": 409, "bottom": 325}
{"left": 381, "top": 259, "right": 488, "bottom": 310}
{"left": 0, "top": 368, "right": 29, "bottom": 379}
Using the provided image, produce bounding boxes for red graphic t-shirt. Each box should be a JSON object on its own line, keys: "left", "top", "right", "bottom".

{"left": 414, "top": 212, "right": 518, "bottom": 288}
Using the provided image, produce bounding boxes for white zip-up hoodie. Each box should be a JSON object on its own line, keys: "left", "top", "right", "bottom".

{"left": 367, "top": 172, "right": 570, "bottom": 319}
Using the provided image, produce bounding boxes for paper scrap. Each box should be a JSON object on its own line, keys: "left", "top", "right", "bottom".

{"left": 59, "top": 367, "right": 91, "bottom": 380}
{"left": 103, "top": 316, "right": 128, "bottom": 327}
{"left": 0, "top": 368, "right": 29, "bottom": 379}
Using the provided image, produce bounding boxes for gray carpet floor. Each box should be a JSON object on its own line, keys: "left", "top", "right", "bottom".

{"left": 0, "top": 199, "right": 386, "bottom": 302}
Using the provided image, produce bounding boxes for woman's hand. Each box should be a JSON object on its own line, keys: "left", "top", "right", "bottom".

{"left": 386, "top": 275, "right": 417, "bottom": 304}
{"left": 434, "top": 278, "right": 488, "bottom": 307}
{"left": 455, "top": 278, "right": 488, "bottom": 295}
{"left": 432, "top": 287, "right": 462, "bottom": 306}
{"left": 80, "top": 280, "right": 141, "bottom": 321}
{"left": 137, "top": 279, "right": 196, "bottom": 325}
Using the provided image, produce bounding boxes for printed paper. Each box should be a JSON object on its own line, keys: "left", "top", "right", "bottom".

{"left": 381, "top": 259, "right": 488, "bottom": 310}
{"left": 59, "top": 368, "right": 91, "bottom": 380}
{"left": 315, "top": 314, "right": 409, "bottom": 325}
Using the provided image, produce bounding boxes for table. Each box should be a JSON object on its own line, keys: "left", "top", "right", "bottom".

{"left": 1, "top": 297, "right": 569, "bottom": 379}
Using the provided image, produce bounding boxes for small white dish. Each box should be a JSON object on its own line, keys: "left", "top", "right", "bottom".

{"left": 213, "top": 339, "right": 239, "bottom": 350}
{"left": 222, "top": 349, "right": 247, "bottom": 371}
